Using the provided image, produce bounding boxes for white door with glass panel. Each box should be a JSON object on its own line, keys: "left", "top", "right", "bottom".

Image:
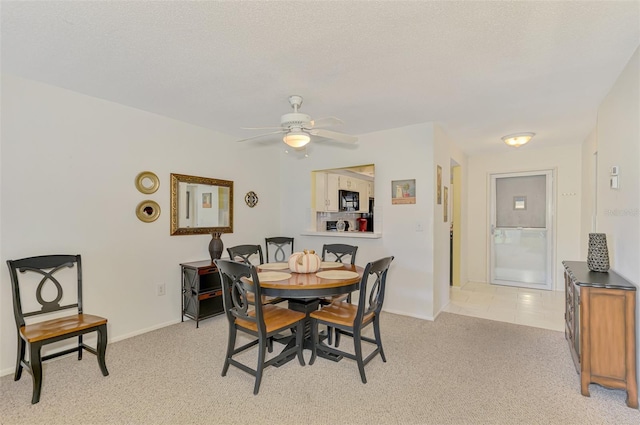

{"left": 489, "top": 171, "right": 554, "bottom": 290}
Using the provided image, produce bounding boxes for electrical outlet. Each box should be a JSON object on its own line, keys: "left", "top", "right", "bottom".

{"left": 156, "top": 283, "right": 166, "bottom": 296}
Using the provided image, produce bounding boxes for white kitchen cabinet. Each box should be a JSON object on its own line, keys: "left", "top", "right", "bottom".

{"left": 338, "top": 175, "right": 358, "bottom": 191}
{"left": 356, "top": 179, "right": 369, "bottom": 212}
{"left": 315, "top": 172, "right": 339, "bottom": 212}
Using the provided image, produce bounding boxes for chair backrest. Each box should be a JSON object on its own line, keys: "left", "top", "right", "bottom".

{"left": 227, "top": 244, "right": 264, "bottom": 265}
{"left": 7, "top": 254, "right": 83, "bottom": 329}
{"left": 214, "top": 259, "right": 266, "bottom": 334}
{"left": 321, "top": 244, "right": 358, "bottom": 265}
{"left": 265, "top": 237, "right": 294, "bottom": 263}
{"left": 354, "top": 256, "right": 394, "bottom": 323}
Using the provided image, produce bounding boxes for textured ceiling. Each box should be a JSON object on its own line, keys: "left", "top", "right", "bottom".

{"left": 2, "top": 1, "right": 639, "bottom": 155}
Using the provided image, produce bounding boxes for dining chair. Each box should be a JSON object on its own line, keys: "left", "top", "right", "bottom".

{"left": 309, "top": 256, "right": 394, "bottom": 384}
{"left": 214, "top": 259, "right": 306, "bottom": 395}
{"left": 321, "top": 244, "right": 358, "bottom": 266}
{"left": 264, "top": 237, "right": 294, "bottom": 263}
{"left": 227, "top": 244, "right": 283, "bottom": 307}
{"left": 6, "top": 254, "right": 109, "bottom": 404}
{"left": 227, "top": 244, "right": 264, "bottom": 265}
{"left": 320, "top": 243, "right": 359, "bottom": 343}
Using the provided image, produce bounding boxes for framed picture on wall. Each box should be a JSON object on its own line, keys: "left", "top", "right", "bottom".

{"left": 391, "top": 179, "right": 416, "bottom": 205}
{"left": 202, "top": 193, "right": 212, "bottom": 208}
{"left": 444, "top": 186, "right": 449, "bottom": 222}
{"left": 437, "top": 165, "right": 442, "bottom": 204}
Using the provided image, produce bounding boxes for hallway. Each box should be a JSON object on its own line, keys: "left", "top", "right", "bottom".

{"left": 444, "top": 281, "right": 565, "bottom": 332}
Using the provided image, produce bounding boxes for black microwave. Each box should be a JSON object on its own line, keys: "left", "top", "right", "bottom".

{"left": 339, "top": 190, "right": 359, "bottom": 211}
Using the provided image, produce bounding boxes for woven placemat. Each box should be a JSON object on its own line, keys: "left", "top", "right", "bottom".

{"left": 250, "top": 271, "right": 292, "bottom": 282}
{"left": 320, "top": 262, "right": 344, "bottom": 269}
{"left": 258, "top": 263, "right": 289, "bottom": 271}
{"left": 315, "top": 270, "right": 359, "bottom": 280}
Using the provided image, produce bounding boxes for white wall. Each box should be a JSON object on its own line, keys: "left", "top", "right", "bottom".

{"left": 585, "top": 46, "right": 639, "bottom": 405}
{"left": 433, "top": 125, "right": 468, "bottom": 314}
{"left": 466, "top": 144, "right": 583, "bottom": 290}
{"left": 0, "top": 75, "right": 282, "bottom": 375}
{"left": 278, "top": 123, "right": 438, "bottom": 320}
{"left": 580, "top": 129, "right": 598, "bottom": 257}
{"left": 594, "top": 46, "right": 640, "bottom": 282}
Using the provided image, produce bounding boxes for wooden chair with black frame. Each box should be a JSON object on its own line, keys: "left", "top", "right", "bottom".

{"left": 226, "top": 244, "right": 284, "bottom": 352}
{"left": 227, "top": 244, "right": 283, "bottom": 306}
{"left": 6, "top": 254, "right": 109, "bottom": 404}
{"left": 264, "top": 237, "right": 294, "bottom": 263}
{"left": 309, "top": 256, "right": 394, "bottom": 384}
{"left": 319, "top": 243, "right": 359, "bottom": 344}
{"left": 214, "top": 259, "right": 306, "bottom": 395}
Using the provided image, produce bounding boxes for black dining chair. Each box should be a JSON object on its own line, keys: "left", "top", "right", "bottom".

{"left": 227, "top": 244, "right": 264, "bottom": 265}
{"left": 264, "top": 237, "right": 294, "bottom": 263}
{"left": 214, "top": 259, "right": 306, "bottom": 394}
{"left": 6, "top": 254, "right": 109, "bottom": 404}
{"left": 227, "top": 244, "right": 283, "bottom": 306}
{"left": 320, "top": 244, "right": 359, "bottom": 343}
{"left": 309, "top": 256, "right": 394, "bottom": 384}
{"left": 321, "top": 244, "right": 358, "bottom": 266}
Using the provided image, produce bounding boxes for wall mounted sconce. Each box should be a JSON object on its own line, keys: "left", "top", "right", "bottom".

{"left": 502, "top": 132, "right": 535, "bottom": 148}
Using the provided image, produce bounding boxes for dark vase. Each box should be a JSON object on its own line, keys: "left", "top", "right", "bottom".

{"left": 208, "top": 233, "right": 224, "bottom": 262}
{"left": 587, "top": 233, "right": 609, "bottom": 272}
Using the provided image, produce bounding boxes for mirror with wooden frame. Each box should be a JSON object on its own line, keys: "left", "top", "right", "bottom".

{"left": 170, "top": 173, "right": 233, "bottom": 235}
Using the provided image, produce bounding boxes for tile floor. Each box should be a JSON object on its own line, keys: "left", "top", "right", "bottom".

{"left": 443, "top": 281, "right": 565, "bottom": 332}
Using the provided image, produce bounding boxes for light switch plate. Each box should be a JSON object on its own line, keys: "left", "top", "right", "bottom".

{"left": 610, "top": 175, "right": 619, "bottom": 189}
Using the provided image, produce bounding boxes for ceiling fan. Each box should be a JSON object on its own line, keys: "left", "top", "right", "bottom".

{"left": 237, "top": 95, "right": 358, "bottom": 148}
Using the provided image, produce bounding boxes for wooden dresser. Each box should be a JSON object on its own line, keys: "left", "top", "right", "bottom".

{"left": 563, "top": 261, "right": 638, "bottom": 408}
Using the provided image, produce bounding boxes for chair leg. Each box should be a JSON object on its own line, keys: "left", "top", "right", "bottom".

{"left": 335, "top": 328, "right": 342, "bottom": 347}
{"left": 14, "top": 336, "right": 25, "bottom": 381}
{"left": 327, "top": 326, "right": 333, "bottom": 345}
{"left": 373, "top": 315, "right": 386, "bottom": 362}
{"left": 309, "top": 318, "right": 318, "bottom": 366}
{"left": 267, "top": 336, "right": 273, "bottom": 353}
{"left": 353, "top": 329, "right": 367, "bottom": 384}
{"left": 29, "top": 342, "right": 43, "bottom": 404}
{"left": 78, "top": 334, "right": 83, "bottom": 360}
{"left": 222, "top": 325, "right": 237, "bottom": 376}
{"left": 254, "top": 336, "right": 266, "bottom": 395}
{"left": 96, "top": 324, "right": 109, "bottom": 376}
{"left": 296, "top": 321, "right": 305, "bottom": 366}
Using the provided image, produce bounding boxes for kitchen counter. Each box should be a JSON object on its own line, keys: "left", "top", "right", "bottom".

{"left": 300, "top": 231, "right": 382, "bottom": 239}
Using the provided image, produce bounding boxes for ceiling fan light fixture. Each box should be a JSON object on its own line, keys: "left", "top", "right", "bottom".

{"left": 502, "top": 132, "right": 535, "bottom": 147}
{"left": 283, "top": 131, "right": 310, "bottom": 148}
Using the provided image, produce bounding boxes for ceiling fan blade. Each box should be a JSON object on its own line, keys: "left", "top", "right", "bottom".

{"left": 309, "top": 128, "right": 358, "bottom": 144}
{"left": 236, "top": 130, "right": 285, "bottom": 143}
{"left": 309, "top": 116, "right": 344, "bottom": 129}
{"left": 240, "top": 126, "right": 284, "bottom": 130}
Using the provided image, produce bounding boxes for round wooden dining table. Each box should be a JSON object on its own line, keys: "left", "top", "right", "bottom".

{"left": 252, "top": 262, "right": 364, "bottom": 365}
{"left": 255, "top": 263, "right": 364, "bottom": 299}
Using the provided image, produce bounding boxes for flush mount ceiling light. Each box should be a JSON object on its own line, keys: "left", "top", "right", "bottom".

{"left": 283, "top": 130, "right": 310, "bottom": 148}
{"left": 502, "top": 132, "right": 535, "bottom": 147}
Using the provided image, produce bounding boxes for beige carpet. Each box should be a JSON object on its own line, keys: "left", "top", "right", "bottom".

{"left": 1, "top": 312, "right": 639, "bottom": 424}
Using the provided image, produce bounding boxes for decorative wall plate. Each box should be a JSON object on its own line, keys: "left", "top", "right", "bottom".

{"left": 135, "top": 171, "right": 160, "bottom": 194}
{"left": 245, "top": 191, "right": 259, "bottom": 208}
{"left": 136, "top": 200, "right": 161, "bottom": 223}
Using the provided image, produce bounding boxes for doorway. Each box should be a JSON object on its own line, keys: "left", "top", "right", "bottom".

{"left": 489, "top": 170, "right": 554, "bottom": 290}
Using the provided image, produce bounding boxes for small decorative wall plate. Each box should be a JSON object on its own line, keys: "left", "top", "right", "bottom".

{"left": 245, "top": 191, "right": 258, "bottom": 208}
{"left": 135, "top": 171, "right": 160, "bottom": 194}
{"left": 136, "top": 200, "right": 161, "bottom": 223}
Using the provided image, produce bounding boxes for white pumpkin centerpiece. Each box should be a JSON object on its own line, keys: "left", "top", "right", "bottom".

{"left": 288, "top": 249, "right": 321, "bottom": 273}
